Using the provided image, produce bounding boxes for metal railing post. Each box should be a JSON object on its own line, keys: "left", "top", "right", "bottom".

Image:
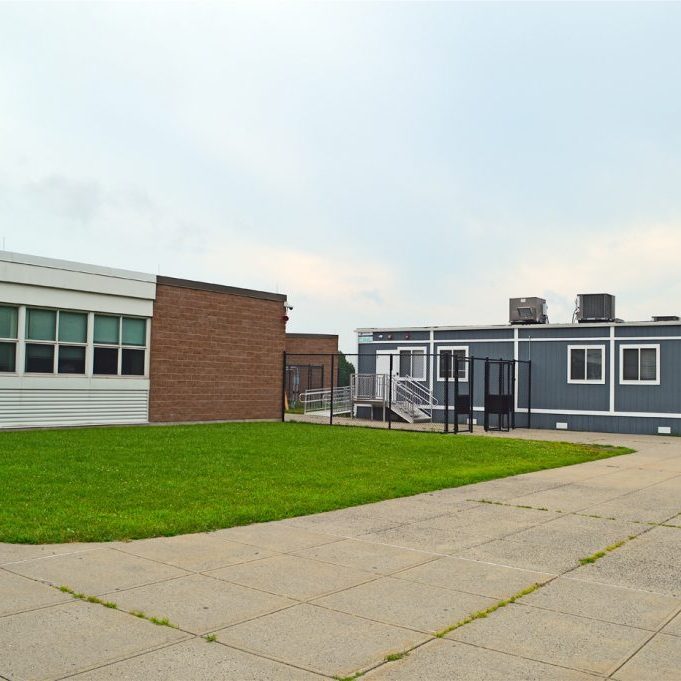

{"left": 454, "top": 354, "right": 459, "bottom": 434}
{"left": 329, "top": 353, "right": 335, "bottom": 426}
{"left": 281, "top": 351, "right": 287, "bottom": 422}
{"left": 444, "top": 353, "right": 450, "bottom": 434}
{"left": 388, "top": 354, "right": 393, "bottom": 430}
{"left": 484, "top": 358, "right": 490, "bottom": 431}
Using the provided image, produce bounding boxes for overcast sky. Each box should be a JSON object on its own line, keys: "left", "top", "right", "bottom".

{"left": 2, "top": 2, "right": 681, "bottom": 352}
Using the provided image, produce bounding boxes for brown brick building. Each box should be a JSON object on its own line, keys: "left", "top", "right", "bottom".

{"left": 0, "top": 251, "right": 340, "bottom": 428}
{"left": 284, "top": 333, "right": 339, "bottom": 406}
{"left": 149, "top": 276, "right": 288, "bottom": 423}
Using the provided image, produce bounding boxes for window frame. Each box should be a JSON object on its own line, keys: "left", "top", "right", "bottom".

{"left": 437, "top": 346, "right": 469, "bottom": 382}
{"left": 0, "top": 304, "right": 150, "bottom": 379}
{"left": 619, "top": 344, "right": 660, "bottom": 385}
{"left": 93, "top": 314, "right": 148, "bottom": 377}
{"left": 567, "top": 344, "right": 606, "bottom": 385}
{"left": 24, "top": 308, "right": 89, "bottom": 375}
{"left": 396, "top": 346, "right": 427, "bottom": 381}
{"left": 0, "top": 305, "right": 19, "bottom": 374}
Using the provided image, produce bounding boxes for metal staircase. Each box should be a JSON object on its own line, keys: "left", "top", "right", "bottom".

{"left": 349, "top": 373, "right": 438, "bottom": 423}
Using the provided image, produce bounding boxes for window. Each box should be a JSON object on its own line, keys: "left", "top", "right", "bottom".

{"left": 438, "top": 347, "right": 468, "bottom": 381}
{"left": 398, "top": 348, "right": 426, "bottom": 380}
{"left": 0, "top": 306, "right": 18, "bottom": 372}
{"left": 93, "top": 315, "right": 146, "bottom": 376}
{"left": 620, "top": 344, "right": 659, "bottom": 384}
{"left": 25, "top": 308, "right": 88, "bottom": 374}
{"left": 567, "top": 345, "right": 605, "bottom": 384}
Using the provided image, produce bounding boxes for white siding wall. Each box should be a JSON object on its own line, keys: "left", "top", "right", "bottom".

{"left": 0, "top": 251, "right": 156, "bottom": 428}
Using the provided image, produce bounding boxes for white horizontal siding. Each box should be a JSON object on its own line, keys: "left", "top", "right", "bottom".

{"left": 0, "top": 389, "right": 149, "bottom": 427}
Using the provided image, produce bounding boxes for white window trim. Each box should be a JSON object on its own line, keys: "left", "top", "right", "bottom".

{"left": 397, "top": 346, "right": 427, "bottom": 381}
{"left": 567, "top": 344, "right": 606, "bottom": 385}
{"left": 619, "top": 343, "right": 660, "bottom": 385}
{"left": 436, "top": 346, "right": 469, "bottom": 382}
{"left": 0, "top": 304, "right": 150, "bottom": 379}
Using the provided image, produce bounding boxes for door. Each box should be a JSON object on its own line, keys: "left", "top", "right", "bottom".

{"left": 375, "top": 351, "right": 399, "bottom": 400}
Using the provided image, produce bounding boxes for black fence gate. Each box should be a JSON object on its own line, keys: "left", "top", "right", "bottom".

{"left": 483, "top": 358, "right": 515, "bottom": 432}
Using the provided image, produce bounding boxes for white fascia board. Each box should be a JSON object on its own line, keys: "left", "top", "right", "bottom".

{"left": 0, "top": 253, "right": 156, "bottom": 302}
{"left": 355, "top": 321, "right": 681, "bottom": 333}
{"left": 0, "top": 375, "right": 150, "bottom": 390}
{"left": 0, "top": 282, "right": 154, "bottom": 316}
{"left": 0, "top": 250, "right": 154, "bottom": 282}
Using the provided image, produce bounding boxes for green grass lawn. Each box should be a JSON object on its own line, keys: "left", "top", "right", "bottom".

{"left": 0, "top": 421, "right": 631, "bottom": 544}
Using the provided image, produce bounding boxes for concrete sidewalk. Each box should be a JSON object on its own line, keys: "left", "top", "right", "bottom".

{"left": 1, "top": 430, "right": 680, "bottom": 680}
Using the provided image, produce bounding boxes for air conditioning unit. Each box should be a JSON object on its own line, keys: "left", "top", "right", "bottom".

{"left": 652, "top": 315, "right": 680, "bottom": 322}
{"left": 509, "top": 297, "right": 548, "bottom": 325}
{"left": 577, "top": 293, "right": 616, "bottom": 323}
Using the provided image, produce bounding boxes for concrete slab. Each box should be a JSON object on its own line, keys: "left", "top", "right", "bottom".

{"left": 366, "top": 638, "right": 600, "bottom": 680}
{"left": 449, "top": 602, "right": 650, "bottom": 676}
{"left": 108, "top": 574, "right": 295, "bottom": 634}
{"left": 67, "top": 638, "right": 325, "bottom": 680}
{"left": 522, "top": 576, "right": 681, "bottom": 629}
{"left": 0, "top": 569, "right": 70, "bottom": 616}
{"left": 424, "top": 504, "right": 558, "bottom": 539}
{"left": 508, "top": 514, "right": 645, "bottom": 554}
{"left": 360, "top": 521, "right": 495, "bottom": 555}
{"left": 394, "top": 556, "right": 552, "bottom": 599}
{"left": 114, "top": 533, "right": 277, "bottom": 572}
{"left": 206, "top": 553, "right": 376, "bottom": 600}
{"left": 312, "top": 576, "right": 496, "bottom": 634}
{"left": 456, "top": 537, "right": 580, "bottom": 574}
{"left": 293, "top": 538, "right": 437, "bottom": 574}
{"left": 662, "top": 610, "right": 681, "bottom": 637}
{"left": 584, "top": 490, "right": 681, "bottom": 523}
{"left": 613, "top": 633, "right": 681, "bottom": 681}
{"left": 508, "top": 484, "right": 626, "bottom": 513}
{"left": 209, "top": 523, "right": 340, "bottom": 552}
{"left": 215, "top": 603, "right": 429, "bottom": 677}
{"left": 0, "top": 600, "right": 186, "bottom": 681}
{"left": 574, "top": 528, "right": 681, "bottom": 596}
{"left": 285, "top": 507, "right": 406, "bottom": 536}
{"left": 4, "top": 547, "right": 189, "bottom": 594}
{"left": 0, "top": 542, "right": 105, "bottom": 566}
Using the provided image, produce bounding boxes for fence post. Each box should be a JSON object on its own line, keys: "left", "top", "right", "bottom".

{"left": 329, "top": 353, "right": 335, "bottom": 426}
{"left": 527, "top": 361, "right": 532, "bottom": 429}
{"left": 444, "top": 353, "right": 450, "bottom": 434}
{"left": 454, "top": 354, "right": 459, "bottom": 434}
{"left": 281, "top": 351, "right": 287, "bottom": 422}
{"left": 484, "top": 359, "right": 490, "bottom": 431}
{"left": 388, "top": 354, "right": 393, "bottom": 430}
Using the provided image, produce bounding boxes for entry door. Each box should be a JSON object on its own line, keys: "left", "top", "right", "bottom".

{"left": 376, "top": 351, "right": 399, "bottom": 378}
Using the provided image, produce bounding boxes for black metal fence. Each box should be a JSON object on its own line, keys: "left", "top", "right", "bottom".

{"left": 283, "top": 352, "right": 532, "bottom": 434}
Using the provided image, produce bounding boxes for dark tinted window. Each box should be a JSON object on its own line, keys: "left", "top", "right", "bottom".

{"left": 640, "top": 348, "right": 657, "bottom": 381}
{"left": 586, "top": 349, "right": 602, "bottom": 381}
{"left": 622, "top": 348, "right": 639, "bottom": 381}
{"left": 570, "top": 349, "right": 585, "bottom": 381}
{"left": 58, "top": 346, "right": 86, "bottom": 374}
{"left": 122, "top": 349, "right": 145, "bottom": 376}
{"left": 0, "top": 342, "right": 15, "bottom": 372}
{"left": 93, "top": 347, "right": 118, "bottom": 375}
{"left": 25, "top": 344, "right": 54, "bottom": 373}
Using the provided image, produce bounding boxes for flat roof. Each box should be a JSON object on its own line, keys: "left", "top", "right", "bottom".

{"left": 286, "top": 333, "right": 338, "bottom": 339}
{"left": 355, "top": 320, "right": 681, "bottom": 333}
{"left": 158, "top": 275, "right": 286, "bottom": 303}
{"left": 0, "top": 251, "right": 287, "bottom": 303}
{"left": 0, "top": 250, "right": 156, "bottom": 283}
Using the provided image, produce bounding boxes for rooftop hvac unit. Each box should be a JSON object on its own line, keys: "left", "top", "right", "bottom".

{"left": 509, "top": 297, "right": 548, "bottom": 325}
{"left": 652, "top": 315, "right": 681, "bottom": 322}
{"left": 576, "top": 293, "right": 616, "bottom": 323}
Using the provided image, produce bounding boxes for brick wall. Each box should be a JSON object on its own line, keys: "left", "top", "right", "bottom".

{"left": 149, "top": 279, "right": 287, "bottom": 422}
{"left": 285, "top": 334, "right": 339, "bottom": 389}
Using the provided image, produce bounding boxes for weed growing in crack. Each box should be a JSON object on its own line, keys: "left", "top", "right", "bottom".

{"left": 435, "top": 583, "right": 542, "bottom": 638}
